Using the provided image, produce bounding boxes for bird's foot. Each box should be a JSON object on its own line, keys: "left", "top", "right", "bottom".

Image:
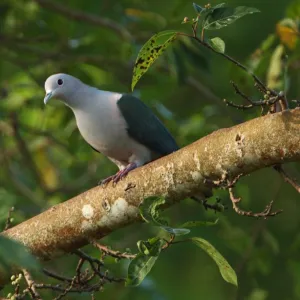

{"left": 99, "top": 163, "right": 138, "bottom": 186}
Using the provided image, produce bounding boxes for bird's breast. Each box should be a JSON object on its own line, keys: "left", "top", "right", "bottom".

{"left": 73, "top": 106, "right": 133, "bottom": 161}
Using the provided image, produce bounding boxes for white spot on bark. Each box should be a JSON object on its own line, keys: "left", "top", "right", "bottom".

{"left": 82, "top": 204, "right": 94, "bottom": 219}
{"left": 235, "top": 133, "right": 245, "bottom": 158}
{"left": 98, "top": 198, "right": 138, "bottom": 229}
{"left": 193, "top": 153, "right": 201, "bottom": 170}
{"left": 190, "top": 171, "right": 202, "bottom": 182}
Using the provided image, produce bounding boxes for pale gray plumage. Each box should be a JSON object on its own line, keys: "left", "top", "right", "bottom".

{"left": 44, "top": 73, "right": 178, "bottom": 183}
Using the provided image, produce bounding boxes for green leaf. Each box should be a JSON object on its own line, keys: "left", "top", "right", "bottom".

{"left": 137, "top": 238, "right": 164, "bottom": 256}
{"left": 192, "top": 237, "right": 237, "bottom": 286}
{"left": 0, "top": 236, "right": 40, "bottom": 274}
{"left": 209, "top": 37, "right": 225, "bottom": 53}
{"left": 140, "top": 196, "right": 190, "bottom": 236}
{"left": 160, "top": 226, "right": 190, "bottom": 236}
{"left": 203, "top": 6, "right": 260, "bottom": 30}
{"left": 181, "top": 219, "right": 219, "bottom": 228}
{"left": 126, "top": 238, "right": 164, "bottom": 286}
{"left": 140, "top": 196, "right": 168, "bottom": 226}
{"left": 126, "top": 254, "right": 159, "bottom": 287}
{"left": 131, "top": 30, "right": 178, "bottom": 91}
{"left": 193, "top": 3, "right": 204, "bottom": 14}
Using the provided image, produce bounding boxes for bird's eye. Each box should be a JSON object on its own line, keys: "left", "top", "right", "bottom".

{"left": 57, "top": 79, "right": 63, "bottom": 85}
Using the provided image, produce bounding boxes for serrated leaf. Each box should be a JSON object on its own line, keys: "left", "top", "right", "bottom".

{"left": 132, "top": 30, "right": 178, "bottom": 90}
{"left": 126, "top": 238, "right": 164, "bottom": 286}
{"left": 181, "top": 219, "right": 219, "bottom": 228}
{"left": 0, "top": 236, "right": 40, "bottom": 274}
{"left": 192, "top": 237, "right": 237, "bottom": 286}
{"left": 203, "top": 6, "right": 260, "bottom": 30}
{"left": 161, "top": 226, "right": 190, "bottom": 236}
{"left": 193, "top": 3, "right": 204, "bottom": 14}
{"left": 209, "top": 37, "right": 225, "bottom": 53}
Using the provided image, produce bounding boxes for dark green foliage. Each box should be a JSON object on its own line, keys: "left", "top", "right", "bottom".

{"left": 1, "top": 0, "right": 300, "bottom": 299}
{"left": 0, "top": 236, "right": 40, "bottom": 274}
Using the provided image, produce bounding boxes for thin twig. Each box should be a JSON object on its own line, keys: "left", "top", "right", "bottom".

{"left": 4, "top": 207, "right": 14, "bottom": 231}
{"left": 43, "top": 269, "right": 73, "bottom": 283}
{"left": 53, "top": 276, "right": 77, "bottom": 300}
{"left": 274, "top": 165, "right": 300, "bottom": 193}
{"left": 228, "top": 188, "right": 282, "bottom": 219}
{"left": 23, "top": 269, "right": 41, "bottom": 300}
{"left": 90, "top": 240, "right": 136, "bottom": 259}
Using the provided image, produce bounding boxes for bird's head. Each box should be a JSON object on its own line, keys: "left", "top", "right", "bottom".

{"left": 44, "top": 73, "right": 82, "bottom": 105}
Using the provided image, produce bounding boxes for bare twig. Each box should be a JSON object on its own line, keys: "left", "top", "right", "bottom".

{"left": 274, "top": 165, "right": 300, "bottom": 193}
{"left": 53, "top": 276, "right": 77, "bottom": 300}
{"left": 90, "top": 240, "right": 136, "bottom": 259}
{"left": 23, "top": 269, "right": 41, "bottom": 300}
{"left": 228, "top": 188, "right": 282, "bottom": 219}
{"left": 43, "top": 269, "right": 73, "bottom": 283}
{"left": 74, "top": 250, "right": 123, "bottom": 283}
{"left": 224, "top": 81, "right": 282, "bottom": 112}
{"left": 4, "top": 207, "right": 14, "bottom": 231}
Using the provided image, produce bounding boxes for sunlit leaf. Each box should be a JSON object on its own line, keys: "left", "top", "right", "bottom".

{"left": 276, "top": 19, "right": 299, "bottom": 50}
{"left": 132, "top": 30, "right": 178, "bottom": 90}
{"left": 192, "top": 237, "right": 237, "bottom": 286}
{"left": 209, "top": 37, "right": 225, "bottom": 53}
{"left": 267, "top": 44, "right": 285, "bottom": 90}
{"left": 203, "top": 6, "right": 260, "bottom": 30}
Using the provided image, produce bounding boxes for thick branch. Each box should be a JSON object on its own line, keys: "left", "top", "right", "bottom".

{"left": 2, "top": 109, "right": 300, "bottom": 278}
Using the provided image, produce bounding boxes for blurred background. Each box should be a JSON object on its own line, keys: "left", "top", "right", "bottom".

{"left": 0, "top": 0, "right": 300, "bottom": 299}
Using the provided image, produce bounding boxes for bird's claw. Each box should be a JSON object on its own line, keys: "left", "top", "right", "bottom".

{"left": 98, "top": 163, "right": 137, "bottom": 187}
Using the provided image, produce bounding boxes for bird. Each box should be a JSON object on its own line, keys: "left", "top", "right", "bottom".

{"left": 44, "top": 73, "right": 179, "bottom": 184}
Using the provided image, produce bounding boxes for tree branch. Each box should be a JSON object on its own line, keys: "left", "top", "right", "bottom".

{"left": 33, "top": 0, "right": 132, "bottom": 41}
{"left": 1, "top": 109, "right": 300, "bottom": 285}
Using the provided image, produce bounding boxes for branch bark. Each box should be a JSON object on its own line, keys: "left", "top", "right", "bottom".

{"left": 2, "top": 109, "right": 300, "bottom": 281}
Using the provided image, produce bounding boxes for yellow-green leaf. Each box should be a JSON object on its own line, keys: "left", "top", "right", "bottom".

{"left": 209, "top": 37, "right": 225, "bottom": 53}
{"left": 131, "top": 30, "right": 178, "bottom": 90}
{"left": 192, "top": 237, "right": 238, "bottom": 286}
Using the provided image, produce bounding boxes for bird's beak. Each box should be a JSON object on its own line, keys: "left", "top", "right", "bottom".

{"left": 44, "top": 91, "right": 53, "bottom": 105}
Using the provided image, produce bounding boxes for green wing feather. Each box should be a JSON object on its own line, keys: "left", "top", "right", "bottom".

{"left": 117, "top": 94, "right": 179, "bottom": 155}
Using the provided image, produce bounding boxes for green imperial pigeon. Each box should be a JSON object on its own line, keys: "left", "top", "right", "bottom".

{"left": 44, "top": 73, "right": 179, "bottom": 184}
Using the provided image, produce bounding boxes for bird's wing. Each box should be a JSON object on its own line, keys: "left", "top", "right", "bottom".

{"left": 117, "top": 94, "right": 179, "bottom": 155}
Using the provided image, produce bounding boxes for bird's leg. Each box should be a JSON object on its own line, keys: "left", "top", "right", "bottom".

{"left": 100, "top": 172, "right": 121, "bottom": 185}
{"left": 112, "top": 162, "right": 137, "bottom": 184}
{"left": 99, "top": 162, "right": 138, "bottom": 186}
